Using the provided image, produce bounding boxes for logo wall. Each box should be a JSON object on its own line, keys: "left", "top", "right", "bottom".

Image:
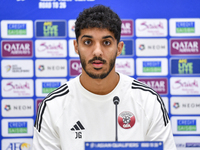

{"left": 1, "top": 138, "right": 33, "bottom": 150}
{"left": 1, "top": 40, "right": 33, "bottom": 57}
{"left": 136, "top": 38, "right": 168, "bottom": 56}
{"left": 170, "top": 77, "right": 200, "bottom": 95}
{"left": 136, "top": 19, "right": 167, "bottom": 37}
{"left": 35, "top": 40, "right": 67, "bottom": 57}
{"left": 174, "top": 136, "right": 200, "bottom": 149}
{"left": 121, "top": 20, "right": 133, "bottom": 37}
{"left": 171, "top": 97, "right": 200, "bottom": 115}
{"left": 1, "top": 79, "right": 33, "bottom": 97}
{"left": 137, "top": 78, "right": 168, "bottom": 95}
{"left": 169, "top": 18, "right": 200, "bottom": 36}
{"left": 136, "top": 58, "right": 168, "bottom": 76}
{"left": 1, "top": 20, "right": 33, "bottom": 38}
{"left": 2, "top": 99, "right": 34, "bottom": 117}
{"left": 171, "top": 116, "right": 200, "bottom": 134}
{"left": 171, "top": 58, "right": 200, "bottom": 75}
{"left": 1, "top": 60, "right": 33, "bottom": 78}
{"left": 70, "top": 59, "right": 82, "bottom": 76}
{"left": 35, "top": 59, "right": 67, "bottom": 77}
{"left": 115, "top": 58, "right": 134, "bottom": 76}
{"left": 120, "top": 39, "right": 134, "bottom": 56}
{"left": 35, "top": 79, "right": 67, "bottom": 97}
{"left": 35, "top": 20, "right": 66, "bottom": 38}
{"left": 170, "top": 39, "right": 200, "bottom": 55}
{"left": 1, "top": 119, "right": 34, "bottom": 137}
{"left": 69, "top": 39, "right": 79, "bottom": 57}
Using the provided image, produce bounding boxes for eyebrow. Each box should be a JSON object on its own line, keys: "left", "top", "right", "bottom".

{"left": 80, "top": 35, "right": 114, "bottom": 41}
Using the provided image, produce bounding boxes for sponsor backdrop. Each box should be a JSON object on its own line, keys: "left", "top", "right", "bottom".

{"left": 0, "top": 0, "right": 200, "bottom": 149}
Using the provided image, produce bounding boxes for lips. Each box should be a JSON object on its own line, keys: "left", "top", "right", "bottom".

{"left": 92, "top": 60, "right": 104, "bottom": 68}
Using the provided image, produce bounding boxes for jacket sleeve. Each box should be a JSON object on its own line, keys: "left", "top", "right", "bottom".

{"left": 32, "top": 102, "right": 61, "bottom": 150}
{"left": 145, "top": 94, "right": 177, "bottom": 150}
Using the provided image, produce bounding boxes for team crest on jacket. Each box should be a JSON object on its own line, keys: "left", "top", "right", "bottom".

{"left": 118, "top": 111, "right": 135, "bottom": 129}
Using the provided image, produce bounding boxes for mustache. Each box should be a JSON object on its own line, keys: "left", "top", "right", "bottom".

{"left": 88, "top": 57, "right": 106, "bottom": 64}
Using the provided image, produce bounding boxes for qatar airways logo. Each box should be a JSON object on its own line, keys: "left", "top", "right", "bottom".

{"left": 170, "top": 77, "right": 200, "bottom": 95}
{"left": 2, "top": 79, "right": 33, "bottom": 97}
{"left": 115, "top": 58, "right": 134, "bottom": 76}
{"left": 70, "top": 59, "right": 82, "bottom": 76}
{"left": 35, "top": 40, "right": 67, "bottom": 57}
{"left": 136, "top": 19, "right": 167, "bottom": 37}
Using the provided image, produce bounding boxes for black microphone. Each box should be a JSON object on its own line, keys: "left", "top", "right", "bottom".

{"left": 113, "top": 96, "right": 120, "bottom": 142}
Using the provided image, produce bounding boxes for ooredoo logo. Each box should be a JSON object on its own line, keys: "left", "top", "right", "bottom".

{"left": 118, "top": 111, "right": 135, "bottom": 129}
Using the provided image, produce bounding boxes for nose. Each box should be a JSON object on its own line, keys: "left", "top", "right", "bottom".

{"left": 93, "top": 42, "right": 103, "bottom": 57}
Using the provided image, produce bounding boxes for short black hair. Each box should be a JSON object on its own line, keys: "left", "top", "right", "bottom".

{"left": 75, "top": 5, "right": 122, "bottom": 43}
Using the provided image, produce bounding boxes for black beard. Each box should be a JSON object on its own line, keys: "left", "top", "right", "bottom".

{"left": 79, "top": 53, "right": 117, "bottom": 79}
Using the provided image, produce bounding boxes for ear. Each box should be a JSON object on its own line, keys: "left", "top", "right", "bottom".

{"left": 73, "top": 39, "right": 79, "bottom": 54}
{"left": 117, "top": 41, "right": 124, "bottom": 57}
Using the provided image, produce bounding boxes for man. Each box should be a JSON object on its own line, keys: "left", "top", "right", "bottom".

{"left": 32, "top": 5, "right": 177, "bottom": 150}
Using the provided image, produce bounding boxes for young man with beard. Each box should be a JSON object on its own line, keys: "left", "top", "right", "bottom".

{"left": 33, "top": 5, "right": 177, "bottom": 150}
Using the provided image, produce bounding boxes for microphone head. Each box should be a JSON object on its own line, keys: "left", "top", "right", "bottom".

{"left": 113, "top": 96, "right": 120, "bottom": 105}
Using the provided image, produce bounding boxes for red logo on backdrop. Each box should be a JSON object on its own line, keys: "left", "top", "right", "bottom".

{"left": 1, "top": 40, "right": 33, "bottom": 57}
{"left": 121, "top": 20, "right": 133, "bottom": 37}
{"left": 118, "top": 111, "right": 135, "bottom": 129}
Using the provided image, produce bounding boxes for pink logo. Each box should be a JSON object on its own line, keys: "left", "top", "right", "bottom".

{"left": 4, "top": 82, "right": 30, "bottom": 91}
{"left": 173, "top": 80, "right": 198, "bottom": 89}
{"left": 70, "top": 60, "right": 82, "bottom": 76}
{"left": 2, "top": 41, "right": 33, "bottom": 57}
{"left": 138, "top": 22, "right": 164, "bottom": 31}
{"left": 37, "top": 42, "right": 64, "bottom": 52}
{"left": 138, "top": 78, "right": 168, "bottom": 95}
{"left": 121, "top": 20, "right": 133, "bottom": 37}
{"left": 170, "top": 39, "right": 200, "bottom": 55}
{"left": 116, "top": 61, "right": 131, "bottom": 68}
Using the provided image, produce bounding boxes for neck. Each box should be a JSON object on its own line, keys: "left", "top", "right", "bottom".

{"left": 79, "top": 70, "right": 119, "bottom": 95}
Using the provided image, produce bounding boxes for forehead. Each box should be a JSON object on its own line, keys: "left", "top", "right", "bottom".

{"left": 79, "top": 28, "right": 115, "bottom": 39}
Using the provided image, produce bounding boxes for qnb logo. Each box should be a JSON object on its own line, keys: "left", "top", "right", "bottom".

{"left": 139, "top": 44, "right": 145, "bottom": 50}
{"left": 38, "top": 65, "right": 45, "bottom": 71}
{"left": 173, "top": 103, "right": 180, "bottom": 109}
{"left": 6, "top": 142, "right": 31, "bottom": 150}
{"left": 138, "top": 22, "right": 164, "bottom": 31}
{"left": 4, "top": 105, "right": 11, "bottom": 111}
{"left": 4, "top": 82, "right": 30, "bottom": 92}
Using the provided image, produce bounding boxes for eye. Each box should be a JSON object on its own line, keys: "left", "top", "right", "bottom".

{"left": 84, "top": 40, "right": 91, "bottom": 45}
{"left": 103, "top": 40, "right": 111, "bottom": 46}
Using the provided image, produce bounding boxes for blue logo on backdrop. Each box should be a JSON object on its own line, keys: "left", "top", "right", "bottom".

{"left": 186, "top": 143, "right": 200, "bottom": 147}
{"left": 171, "top": 58, "right": 200, "bottom": 75}
{"left": 42, "top": 82, "right": 61, "bottom": 93}
{"left": 120, "top": 40, "right": 134, "bottom": 56}
{"left": 35, "top": 21, "right": 66, "bottom": 38}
